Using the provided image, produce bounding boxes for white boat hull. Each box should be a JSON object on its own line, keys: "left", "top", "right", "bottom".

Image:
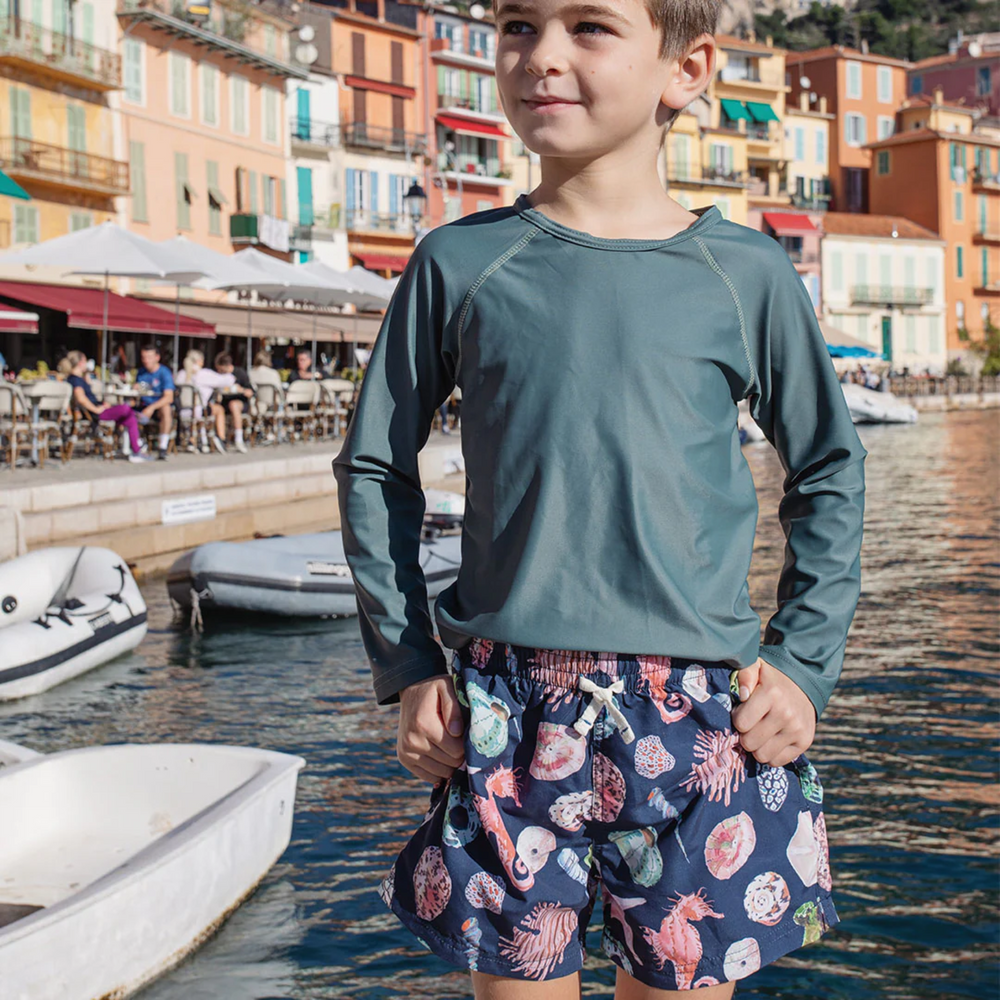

{"left": 841, "top": 382, "right": 918, "bottom": 423}
{"left": 0, "top": 547, "right": 147, "bottom": 700}
{"left": 0, "top": 743, "right": 303, "bottom": 1000}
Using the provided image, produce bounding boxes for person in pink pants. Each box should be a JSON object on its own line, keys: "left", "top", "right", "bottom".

{"left": 65, "top": 351, "right": 151, "bottom": 463}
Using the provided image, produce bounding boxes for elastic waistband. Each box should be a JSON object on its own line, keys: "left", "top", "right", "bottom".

{"left": 457, "top": 638, "right": 732, "bottom": 695}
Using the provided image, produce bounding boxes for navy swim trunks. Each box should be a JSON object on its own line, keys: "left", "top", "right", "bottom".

{"left": 379, "top": 640, "right": 838, "bottom": 989}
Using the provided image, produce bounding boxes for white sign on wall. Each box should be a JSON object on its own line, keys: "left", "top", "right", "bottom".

{"left": 162, "top": 495, "right": 217, "bottom": 526}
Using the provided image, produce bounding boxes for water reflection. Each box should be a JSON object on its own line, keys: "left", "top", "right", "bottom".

{"left": 0, "top": 410, "right": 995, "bottom": 998}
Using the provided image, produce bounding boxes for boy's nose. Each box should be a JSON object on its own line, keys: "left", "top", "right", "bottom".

{"left": 524, "top": 29, "right": 570, "bottom": 76}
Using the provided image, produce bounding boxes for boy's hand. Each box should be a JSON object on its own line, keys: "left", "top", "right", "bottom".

{"left": 397, "top": 675, "right": 465, "bottom": 784}
{"left": 731, "top": 658, "right": 816, "bottom": 768}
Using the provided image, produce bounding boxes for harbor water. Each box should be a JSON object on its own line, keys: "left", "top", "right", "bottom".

{"left": 1, "top": 408, "right": 996, "bottom": 999}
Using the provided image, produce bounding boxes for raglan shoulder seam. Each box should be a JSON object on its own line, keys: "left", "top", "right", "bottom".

{"left": 693, "top": 235, "right": 758, "bottom": 400}
{"left": 455, "top": 226, "right": 542, "bottom": 379}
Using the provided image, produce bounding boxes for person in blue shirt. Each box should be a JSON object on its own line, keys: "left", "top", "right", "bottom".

{"left": 134, "top": 343, "right": 174, "bottom": 460}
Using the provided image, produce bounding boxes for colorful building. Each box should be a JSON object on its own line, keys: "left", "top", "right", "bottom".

{"left": 909, "top": 33, "right": 999, "bottom": 120}
{"left": 782, "top": 91, "right": 833, "bottom": 212}
{"left": 821, "top": 212, "right": 947, "bottom": 373}
{"left": 116, "top": 0, "right": 303, "bottom": 269}
{"left": 0, "top": 0, "right": 124, "bottom": 249}
{"left": 786, "top": 44, "right": 910, "bottom": 213}
{"left": 867, "top": 88, "right": 1000, "bottom": 367}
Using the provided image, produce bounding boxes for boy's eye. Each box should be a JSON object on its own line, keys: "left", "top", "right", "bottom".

{"left": 500, "top": 19, "right": 533, "bottom": 34}
{"left": 575, "top": 21, "right": 612, "bottom": 34}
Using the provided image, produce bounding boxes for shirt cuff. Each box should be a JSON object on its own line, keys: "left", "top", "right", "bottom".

{"left": 757, "top": 643, "right": 831, "bottom": 720}
{"left": 373, "top": 652, "right": 449, "bottom": 706}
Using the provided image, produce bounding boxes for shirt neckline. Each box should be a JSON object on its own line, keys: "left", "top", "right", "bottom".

{"left": 513, "top": 194, "right": 722, "bottom": 250}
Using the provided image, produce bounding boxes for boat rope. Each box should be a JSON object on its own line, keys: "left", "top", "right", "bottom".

{"left": 190, "top": 588, "right": 205, "bottom": 632}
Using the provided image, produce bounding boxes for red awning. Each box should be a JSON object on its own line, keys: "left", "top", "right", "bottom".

{"left": 436, "top": 113, "right": 508, "bottom": 139}
{"left": 353, "top": 253, "right": 411, "bottom": 273}
{"left": 0, "top": 282, "right": 216, "bottom": 337}
{"left": 0, "top": 309, "right": 38, "bottom": 333}
{"left": 763, "top": 212, "right": 818, "bottom": 236}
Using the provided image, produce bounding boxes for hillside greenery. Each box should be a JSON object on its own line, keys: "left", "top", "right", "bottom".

{"left": 755, "top": 0, "right": 996, "bottom": 62}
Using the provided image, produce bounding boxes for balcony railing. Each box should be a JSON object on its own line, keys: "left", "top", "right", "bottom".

{"left": 345, "top": 209, "right": 415, "bottom": 234}
{"left": 291, "top": 119, "right": 341, "bottom": 147}
{"left": 784, "top": 249, "right": 819, "bottom": 265}
{"left": 666, "top": 163, "right": 747, "bottom": 187}
{"left": 972, "top": 166, "right": 1000, "bottom": 190}
{"left": 851, "top": 284, "right": 934, "bottom": 306}
{"left": 973, "top": 227, "right": 1000, "bottom": 244}
{"left": 0, "top": 137, "right": 128, "bottom": 195}
{"left": 717, "top": 63, "right": 785, "bottom": 89}
{"left": 341, "top": 121, "right": 428, "bottom": 155}
{"left": 747, "top": 123, "right": 773, "bottom": 141}
{"left": 0, "top": 17, "right": 121, "bottom": 89}
{"left": 436, "top": 92, "right": 502, "bottom": 117}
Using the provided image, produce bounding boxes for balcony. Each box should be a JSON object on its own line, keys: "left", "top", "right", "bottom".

{"left": 345, "top": 209, "right": 415, "bottom": 234}
{"left": 430, "top": 36, "right": 493, "bottom": 70}
{"left": 784, "top": 248, "right": 819, "bottom": 265}
{"left": 294, "top": 205, "right": 342, "bottom": 244}
{"left": 341, "top": 121, "right": 427, "bottom": 156}
{"left": 973, "top": 227, "right": 1000, "bottom": 245}
{"left": 0, "top": 137, "right": 128, "bottom": 196}
{"left": 717, "top": 64, "right": 785, "bottom": 89}
{"left": 436, "top": 92, "right": 504, "bottom": 121}
{"left": 0, "top": 17, "right": 121, "bottom": 89}
{"left": 666, "top": 163, "right": 747, "bottom": 188}
{"left": 972, "top": 166, "right": 1000, "bottom": 191}
{"left": 851, "top": 285, "right": 934, "bottom": 306}
{"left": 291, "top": 119, "right": 341, "bottom": 148}
{"left": 230, "top": 213, "right": 290, "bottom": 253}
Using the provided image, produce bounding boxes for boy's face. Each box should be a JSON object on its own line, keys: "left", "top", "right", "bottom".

{"left": 495, "top": 0, "right": 694, "bottom": 159}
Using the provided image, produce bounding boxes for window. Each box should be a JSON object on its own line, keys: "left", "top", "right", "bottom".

{"left": 200, "top": 63, "right": 219, "bottom": 126}
{"left": 983, "top": 247, "right": 989, "bottom": 287}
{"left": 954, "top": 190, "right": 963, "bottom": 221}
{"left": 69, "top": 212, "right": 92, "bottom": 232}
{"left": 262, "top": 86, "right": 279, "bottom": 144}
{"left": 231, "top": 75, "right": 249, "bottom": 135}
{"left": 469, "top": 27, "right": 493, "bottom": 59}
{"left": 926, "top": 256, "right": 938, "bottom": 301}
{"left": 846, "top": 60, "right": 862, "bottom": 99}
{"left": 297, "top": 166, "right": 314, "bottom": 226}
{"left": 979, "top": 194, "right": 988, "bottom": 232}
{"left": 794, "top": 127, "right": 805, "bottom": 161}
{"left": 53, "top": 0, "right": 69, "bottom": 35}
{"left": 710, "top": 143, "right": 733, "bottom": 174}
{"left": 956, "top": 299, "right": 964, "bottom": 322}
{"left": 124, "top": 38, "right": 144, "bottom": 105}
{"left": 905, "top": 315, "right": 916, "bottom": 352}
{"left": 67, "top": 104, "right": 86, "bottom": 153}
{"left": 816, "top": 129, "right": 826, "bottom": 165}
{"left": 855, "top": 252, "right": 868, "bottom": 287}
{"left": 10, "top": 87, "right": 30, "bottom": 139}
{"left": 904, "top": 255, "right": 915, "bottom": 289}
{"left": 929, "top": 315, "right": 941, "bottom": 353}
{"left": 206, "top": 161, "right": 223, "bottom": 235}
{"left": 911, "top": 74, "right": 923, "bottom": 94}
{"left": 877, "top": 150, "right": 890, "bottom": 175}
{"left": 345, "top": 167, "right": 370, "bottom": 226}
{"left": 845, "top": 113, "right": 866, "bottom": 146}
{"left": 175, "top": 152, "right": 191, "bottom": 230}
{"left": 80, "top": 2, "right": 93, "bottom": 43}
{"left": 877, "top": 116, "right": 894, "bottom": 140}
{"left": 475, "top": 74, "right": 493, "bottom": 113}
{"left": 830, "top": 250, "right": 843, "bottom": 292}
{"left": 950, "top": 142, "right": 966, "bottom": 182}
{"left": 351, "top": 31, "right": 366, "bottom": 75}
{"left": 877, "top": 65, "right": 892, "bottom": 103}
{"left": 248, "top": 170, "right": 259, "bottom": 213}
{"left": 264, "top": 24, "right": 276, "bottom": 57}
{"left": 169, "top": 52, "right": 191, "bottom": 118}
{"left": 977, "top": 66, "right": 991, "bottom": 98}
{"left": 130, "top": 141, "right": 147, "bottom": 223}
{"left": 856, "top": 314, "right": 867, "bottom": 341}
{"left": 879, "top": 254, "right": 891, "bottom": 288}
{"left": 13, "top": 204, "right": 38, "bottom": 244}
{"left": 435, "top": 20, "right": 462, "bottom": 52}
{"left": 956, "top": 244, "right": 963, "bottom": 279}
{"left": 476, "top": 199, "right": 493, "bottom": 212}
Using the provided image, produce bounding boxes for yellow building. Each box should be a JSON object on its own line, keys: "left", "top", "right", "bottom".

{"left": 0, "top": 8, "right": 124, "bottom": 247}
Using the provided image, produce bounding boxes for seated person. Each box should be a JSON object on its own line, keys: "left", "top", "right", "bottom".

{"left": 286, "top": 348, "right": 322, "bottom": 385}
{"left": 210, "top": 352, "right": 253, "bottom": 454}
{"left": 66, "top": 351, "right": 151, "bottom": 463}
{"left": 175, "top": 349, "right": 235, "bottom": 453}
{"left": 134, "top": 343, "right": 175, "bottom": 460}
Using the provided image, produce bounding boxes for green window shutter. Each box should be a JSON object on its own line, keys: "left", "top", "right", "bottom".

{"left": 68, "top": 106, "right": 86, "bottom": 152}
{"left": 437, "top": 65, "right": 445, "bottom": 95}
{"left": 956, "top": 245, "right": 963, "bottom": 279}
{"left": 983, "top": 247, "right": 989, "bottom": 286}
{"left": 11, "top": 88, "right": 31, "bottom": 140}
{"left": 54, "top": 0, "right": 67, "bottom": 36}
{"left": 130, "top": 140, "right": 147, "bottom": 223}
{"left": 459, "top": 71, "right": 468, "bottom": 100}
{"left": 831, "top": 250, "right": 843, "bottom": 291}
{"left": 249, "top": 169, "right": 258, "bottom": 212}
{"left": 279, "top": 178, "right": 287, "bottom": 220}
{"left": 175, "top": 151, "right": 190, "bottom": 230}
{"left": 82, "top": 3, "right": 94, "bottom": 44}
{"left": 262, "top": 175, "right": 272, "bottom": 216}
{"left": 207, "top": 160, "right": 220, "bottom": 235}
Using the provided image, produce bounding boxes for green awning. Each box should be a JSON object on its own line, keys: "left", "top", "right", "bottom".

{"left": 746, "top": 102, "right": 780, "bottom": 123}
{"left": 0, "top": 171, "right": 30, "bottom": 201}
{"left": 720, "top": 99, "right": 751, "bottom": 121}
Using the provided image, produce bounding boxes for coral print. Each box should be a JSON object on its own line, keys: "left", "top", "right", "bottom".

{"left": 680, "top": 729, "right": 747, "bottom": 807}
{"left": 413, "top": 847, "right": 452, "bottom": 921}
{"left": 465, "top": 871, "right": 506, "bottom": 914}
{"left": 548, "top": 790, "right": 593, "bottom": 831}
{"left": 641, "top": 889, "right": 724, "bottom": 990}
{"left": 474, "top": 765, "right": 535, "bottom": 891}
{"left": 498, "top": 903, "right": 579, "bottom": 979}
{"left": 529, "top": 723, "right": 587, "bottom": 781}
{"left": 592, "top": 752, "right": 626, "bottom": 822}
{"left": 704, "top": 812, "right": 757, "bottom": 881}
{"left": 470, "top": 639, "right": 494, "bottom": 670}
{"left": 634, "top": 735, "right": 675, "bottom": 779}
{"left": 743, "top": 871, "right": 791, "bottom": 926}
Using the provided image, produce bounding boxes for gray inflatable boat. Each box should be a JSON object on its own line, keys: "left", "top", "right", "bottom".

{"left": 167, "top": 531, "right": 462, "bottom": 620}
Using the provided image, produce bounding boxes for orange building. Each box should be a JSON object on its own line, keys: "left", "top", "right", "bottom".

{"left": 117, "top": 0, "right": 303, "bottom": 266}
{"left": 786, "top": 44, "right": 910, "bottom": 214}
{"left": 867, "top": 88, "right": 1000, "bottom": 367}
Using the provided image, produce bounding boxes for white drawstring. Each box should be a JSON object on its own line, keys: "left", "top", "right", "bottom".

{"left": 573, "top": 677, "right": 635, "bottom": 744}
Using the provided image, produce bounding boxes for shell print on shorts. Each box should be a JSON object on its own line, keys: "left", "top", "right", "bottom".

{"left": 786, "top": 810, "right": 820, "bottom": 887}
{"left": 466, "top": 681, "right": 512, "bottom": 758}
{"left": 793, "top": 899, "right": 831, "bottom": 945}
{"left": 557, "top": 847, "right": 590, "bottom": 886}
{"left": 465, "top": 871, "right": 505, "bottom": 914}
{"left": 797, "top": 761, "right": 824, "bottom": 803}
{"left": 814, "top": 812, "right": 832, "bottom": 891}
{"left": 592, "top": 752, "right": 627, "bottom": 823}
{"left": 378, "top": 863, "right": 396, "bottom": 907}
{"left": 602, "top": 886, "right": 645, "bottom": 965}
{"left": 682, "top": 666, "right": 711, "bottom": 703}
{"left": 609, "top": 827, "right": 664, "bottom": 887}
{"left": 548, "top": 790, "right": 593, "bottom": 832}
{"left": 641, "top": 889, "right": 723, "bottom": 990}
{"left": 704, "top": 812, "right": 757, "bottom": 880}
{"left": 634, "top": 735, "right": 675, "bottom": 778}
{"left": 723, "top": 937, "right": 761, "bottom": 980}
{"left": 680, "top": 729, "right": 747, "bottom": 807}
{"left": 498, "top": 902, "right": 580, "bottom": 980}
{"left": 529, "top": 722, "right": 587, "bottom": 781}
{"left": 743, "top": 871, "right": 790, "bottom": 926}
{"left": 461, "top": 916, "right": 482, "bottom": 970}
{"left": 516, "top": 826, "right": 557, "bottom": 874}
{"left": 442, "top": 781, "right": 482, "bottom": 849}
{"left": 413, "top": 846, "right": 452, "bottom": 921}
{"left": 757, "top": 764, "right": 790, "bottom": 812}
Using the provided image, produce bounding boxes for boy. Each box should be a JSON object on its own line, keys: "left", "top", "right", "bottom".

{"left": 134, "top": 344, "right": 174, "bottom": 461}
{"left": 211, "top": 353, "right": 254, "bottom": 454}
{"left": 333, "top": 0, "right": 866, "bottom": 995}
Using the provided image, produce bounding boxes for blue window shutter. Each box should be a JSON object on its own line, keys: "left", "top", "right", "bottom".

{"left": 389, "top": 173, "right": 398, "bottom": 216}
{"left": 296, "top": 88, "right": 311, "bottom": 139}
{"left": 370, "top": 171, "right": 379, "bottom": 213}
{"left": 345, "top": 168, "right": 355, "bottom": 215}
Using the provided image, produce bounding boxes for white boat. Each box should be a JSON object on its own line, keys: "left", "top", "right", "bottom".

{"left": 841, "top": 383, "right": 918, "bottom": 424}
{"left": 0, "top": 547, "right": 147, "bottom": 701}
{"left": 167, "top": 529, "right": 462, "bottom": 621}
{"left": 0, "top": 739, "right": 304, "bottom": 1000}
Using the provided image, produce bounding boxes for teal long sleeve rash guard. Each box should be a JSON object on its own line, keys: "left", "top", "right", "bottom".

{"left": 333, "top": 195, "right": 867, "bottom": 718}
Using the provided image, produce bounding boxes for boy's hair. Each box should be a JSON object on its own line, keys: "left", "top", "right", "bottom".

{"left": 215, "top": 352, "right": 234, "bottom": 367}
{"left": 140, "top": 343, "right": 159, "bottom": 355}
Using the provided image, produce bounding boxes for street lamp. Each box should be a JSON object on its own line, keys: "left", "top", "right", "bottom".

{"left": 404, "top": 181, "right": 427, "bottom": 239}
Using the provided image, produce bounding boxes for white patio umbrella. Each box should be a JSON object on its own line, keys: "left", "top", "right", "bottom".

{"left": 298, "top": 260, "right": 378, "bottom": 368}
{"left": 0, "top": 223, "right": 206, "bottom": 378}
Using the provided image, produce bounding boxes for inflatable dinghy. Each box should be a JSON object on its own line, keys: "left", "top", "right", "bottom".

{"left": 167, "top": 530, "right": 462, "bottom": 621}
{"left": 842, "top": 383, "right": 918, "bottom": 424}
{"left": 0, "top": 739, "right": 302, "bottom": 1000}
{"left": 0, "top": 548, "right": 147, "bottom": 701}
{"left": 423, "top": 488, "right": 465, "bottom": 531}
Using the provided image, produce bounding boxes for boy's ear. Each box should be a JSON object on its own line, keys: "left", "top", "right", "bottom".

{"left": 659, "top": 33, "right": 716, "bottom": 117}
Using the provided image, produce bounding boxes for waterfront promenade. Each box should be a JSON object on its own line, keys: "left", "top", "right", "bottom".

{"left": 0, "top": 434, "right": 465, "bottom": 578}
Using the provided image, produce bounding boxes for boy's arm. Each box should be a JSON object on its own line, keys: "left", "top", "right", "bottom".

{"left": 332, "top": 244, "right": 457, "bottom": 706}
{"left": 747, "top": 253, "right": 868, "bottom": 720}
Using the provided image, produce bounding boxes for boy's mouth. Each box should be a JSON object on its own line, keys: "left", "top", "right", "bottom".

{"left": 524, "top": 97, "right": 579, "bottom": 113}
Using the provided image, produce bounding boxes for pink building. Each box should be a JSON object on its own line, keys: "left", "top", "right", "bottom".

{"left": 908, "top": 34, "right": 999, "bottom": 119}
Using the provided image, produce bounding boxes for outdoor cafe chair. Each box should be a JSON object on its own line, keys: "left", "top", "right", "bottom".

{"left": 282, "top": 380, "right": 320, "bottom": 443}
{"left": 22, "top": 380, "right": 73, "bottom": 465}
{"left": 0, "top": 383, "right": 32, "bottom": 469}
{"left": 319, "top": 379, "right": 354, "bottom": 439}
{"left": 175, "top": 383, "right": 206, "bottom": 454}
